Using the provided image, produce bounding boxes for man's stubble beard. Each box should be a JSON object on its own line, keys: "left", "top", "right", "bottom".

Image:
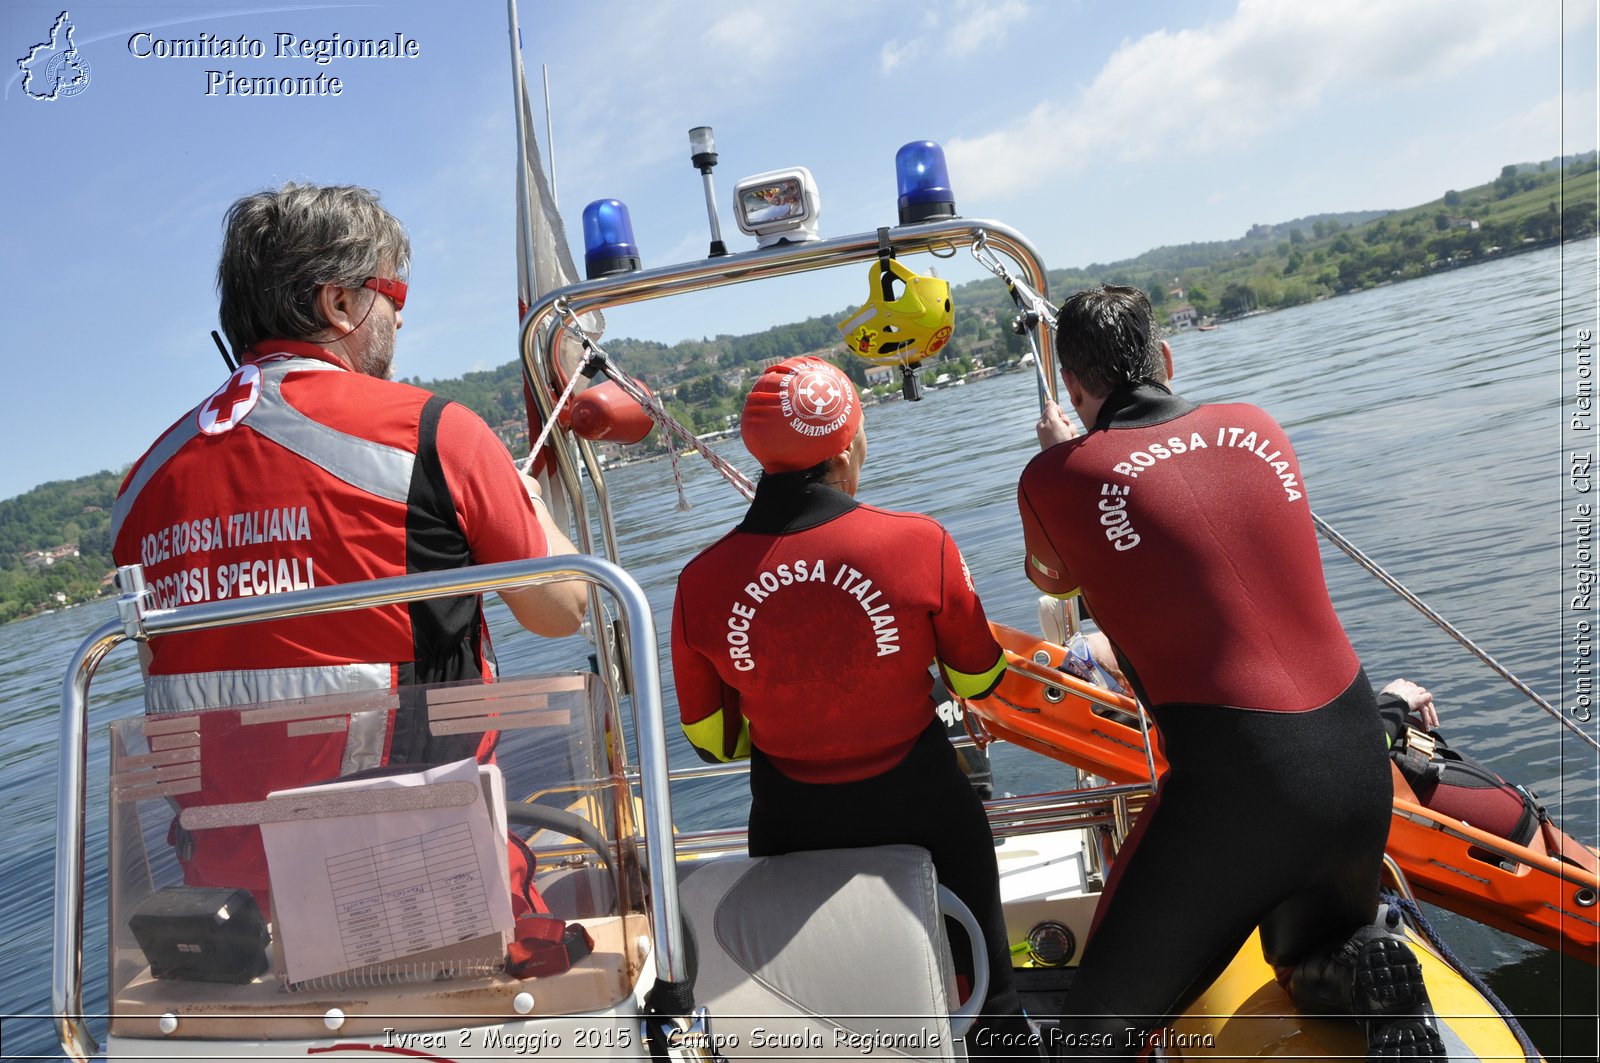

{"left": 356, "top": 308, "right": 397, "bottom": 380}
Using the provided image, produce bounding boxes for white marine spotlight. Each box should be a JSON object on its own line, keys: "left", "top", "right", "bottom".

{"left": 689, "top": 125, "right": 728, "bottom": 258}
{"left": 732, "top": 167, "right": 821, "bottom": 248}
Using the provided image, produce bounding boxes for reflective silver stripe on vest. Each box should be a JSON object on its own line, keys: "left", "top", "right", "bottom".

{"left": 113, "top": 357, "right": 418, "bottom": 541}
{"left": 145, "top": 663, "right": 393, "bottom": 775}
{"left": 111, "top": 413, "right": 203, "bottom": 540}
{"left": 119, "top": 357, "right": 434, "bottom": 774}
{"left": 244, "top": 358, "right": 417, "bottom": 502}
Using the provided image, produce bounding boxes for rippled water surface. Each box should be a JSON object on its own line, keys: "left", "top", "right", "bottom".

{"left": 2, "top": 243, "right": 1595, "bottom": 1057}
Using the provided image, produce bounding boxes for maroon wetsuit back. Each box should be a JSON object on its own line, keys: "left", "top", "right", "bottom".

{"left": 673, "top": 481, "right": 1001, "bottom": 783}
{"left": 1019, "top": 385, "right": 1358, "bottom": 712}
{"left": 1018, "top": 383, "right": 1390, "bottom": 1049}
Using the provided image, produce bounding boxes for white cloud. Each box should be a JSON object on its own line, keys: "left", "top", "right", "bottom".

{"left": 879, "top": 0, "right": 1030, "bottom": 73}
{"left": 1512, "top": 87, "right": 1599, "bottom": 156}
{"left": 880, "top": 38, "right": 922, "bottom": 77}
{"left": 546, "top": 0, "right": 872, "bottom": 185}
{"left": 946, "top": 0, "right": 1561, "bottom": 201}
{"left": 705, "top": 7, "right": 789, "bottom": 66}
{"left": 945, "top": 0, "right": 1030, "bottom": 59}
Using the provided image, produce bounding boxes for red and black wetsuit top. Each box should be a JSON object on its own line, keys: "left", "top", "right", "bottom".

{"left": 673, "top": 478, "right": 1005, "bottom": 784}
{"left": 1018, "top": 382, "right": 1359, "bottom": 713}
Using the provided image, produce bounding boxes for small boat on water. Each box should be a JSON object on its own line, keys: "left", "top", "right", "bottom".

{"left": 48, "top": 15, "right": 1576, "bottom": 1062}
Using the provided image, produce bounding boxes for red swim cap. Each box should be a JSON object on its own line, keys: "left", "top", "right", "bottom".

{"left": 740, "top": 356, "right": 862, "bottom": 473}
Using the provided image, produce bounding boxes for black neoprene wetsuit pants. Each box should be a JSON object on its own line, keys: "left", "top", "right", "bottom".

{"left": 748, "top": 718, "right": 1037, "bottom": 1060}
{"left": 1054, "top": 670, "right": 1392, "bottom": 1058}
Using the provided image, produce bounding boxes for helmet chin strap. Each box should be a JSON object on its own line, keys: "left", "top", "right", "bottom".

{"left": 876, "top": 226, "right": 897, "bottom": 301}
{"left": 877, "top": 228, "right": 921, "bottom": 402}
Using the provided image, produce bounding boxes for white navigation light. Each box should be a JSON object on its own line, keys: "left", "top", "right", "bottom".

{"left": 688, "top": 125, "right": 718, "bottom": 168}
{"left": 688, "top": 125, "right": 728, "bottom": 256}
{"left": 732, "top": 167, "right": 820, "bottom": 248}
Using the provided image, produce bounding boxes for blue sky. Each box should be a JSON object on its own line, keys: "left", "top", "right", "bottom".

{"left": 1, "top": 0, "right": 1594, "bottom": 502}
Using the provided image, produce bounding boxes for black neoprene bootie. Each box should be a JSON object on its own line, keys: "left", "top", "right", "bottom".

{"left": 1288, "top": 925, "right": 1446, "bottom": 1061}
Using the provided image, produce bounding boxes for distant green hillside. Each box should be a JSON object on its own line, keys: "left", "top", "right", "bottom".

{"left": 7, "top": 154, "right": 1595, "bottom": 622}
{"left": 427, "top": 154, "right": 1596, "bottom": 444}
{"left": 0, "top": 469, "right": 122, "bottom": 623}
{"left": 1046, "top": 153, "right": 1598, "bottom": 320}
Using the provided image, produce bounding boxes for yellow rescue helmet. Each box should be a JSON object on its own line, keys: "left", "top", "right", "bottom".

{"left": 836, "top": 258, "right": 954, "bottom": 366}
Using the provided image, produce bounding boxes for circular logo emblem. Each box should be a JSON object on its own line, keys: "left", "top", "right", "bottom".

{"left": 785, "top": 363, "right": 850, "bottom": 427}
{"left": 44, "top": 50, "right": 91, "bottom": 98}
{"left": 197, "top": 364, "right": 262, "bottom": 435}
{"left": 927, "top": 325, "right": 953, "bottom": 355}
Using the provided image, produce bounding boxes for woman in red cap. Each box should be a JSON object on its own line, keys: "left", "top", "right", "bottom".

{"left": 671, "top": 356, "right": 1034, "bottom": 1057}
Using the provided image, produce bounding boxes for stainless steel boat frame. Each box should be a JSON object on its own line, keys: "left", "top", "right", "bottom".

{"left": 52, "top": 554, "right": 675, "bottom": 1061}
{"left": 519, "top": 218, "right": 1055, "bottom": 584}
{"left": 516, "top": 215, "right": 1165, "bottom": 821}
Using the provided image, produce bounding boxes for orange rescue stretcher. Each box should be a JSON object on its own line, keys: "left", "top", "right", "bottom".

{"left": 966, "top": 622, "right": 1600, "bottom": 964}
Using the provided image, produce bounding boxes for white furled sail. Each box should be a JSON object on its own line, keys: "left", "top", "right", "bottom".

{"left": 508, "top": 2, "right": 602, "bottom": 528}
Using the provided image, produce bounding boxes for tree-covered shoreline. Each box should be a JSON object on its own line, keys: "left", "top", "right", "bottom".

{"left": 5, "top": 155, "right": 1594, "bottom": 622}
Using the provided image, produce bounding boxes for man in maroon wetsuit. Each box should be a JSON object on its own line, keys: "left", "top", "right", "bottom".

{"left": 673, "top": 356, "right": 1036, "bottom": 1059}
{"left": 1017, "top": 286, "right": 1443, "bottom": 1060}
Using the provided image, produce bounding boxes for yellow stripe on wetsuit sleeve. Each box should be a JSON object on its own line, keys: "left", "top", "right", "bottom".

{"left": 941, "top": 650, "right": 1008, "bottom": 701}
{"left": 682, "top": 708, "right": 752, "bottom": 764}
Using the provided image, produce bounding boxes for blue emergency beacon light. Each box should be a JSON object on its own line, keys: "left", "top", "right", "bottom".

{"left": 582, "top": 199, "right": 641, "bottom": 279}
{"left": 895, "top": 141, "right": 956, "bottom": 224}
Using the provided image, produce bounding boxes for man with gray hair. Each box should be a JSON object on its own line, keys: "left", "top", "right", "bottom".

{"left": 1017, "top": 285, "right": 1442, "bottom": 1060}
{"left": 110, "top": 183, "right": 586, "bottom": 907}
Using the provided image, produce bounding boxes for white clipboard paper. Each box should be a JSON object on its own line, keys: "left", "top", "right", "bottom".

{"left": 260, "top": 758, "right": 513, "bottom": 985}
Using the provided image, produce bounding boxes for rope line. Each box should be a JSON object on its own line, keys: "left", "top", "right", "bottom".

{"left": 539, "top": 304, "right": 755, "bottom": 509}
{"left": 1314, "top": 513, "right": 1593, "bottom": 753}
{"left": 973, "top": 226, "right": 1577, "bottom": 750}
{"left": 521, "top": 342, "right": 592, "bottom": 473}
{"left": 1382, "top": 892, "right": 1541, "bottom": 1063}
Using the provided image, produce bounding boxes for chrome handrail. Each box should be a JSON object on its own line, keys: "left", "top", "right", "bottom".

{"left": 668, "top": 782, "right": 1153, "bottom": 861}
{"left": 53, "top": 620, "right": 124, "bottom": 1063}
{"left": 53, "top": 554, "right": 684, "bottom": 1062}
{"left": 518, "top": 218, "right": 1052, "bottom": 573}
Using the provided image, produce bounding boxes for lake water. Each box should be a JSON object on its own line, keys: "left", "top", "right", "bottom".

{"left": 2, "top": 243, "right": 1595, "bottom": 1058}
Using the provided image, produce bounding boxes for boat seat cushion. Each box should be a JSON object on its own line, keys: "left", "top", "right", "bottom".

{"left": 678, "top": 844, "right": 961, "bottom": 1059}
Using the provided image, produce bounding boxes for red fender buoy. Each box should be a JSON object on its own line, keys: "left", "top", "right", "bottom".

{"left": 569, "top": 380, "right": 655, "bottom": 444}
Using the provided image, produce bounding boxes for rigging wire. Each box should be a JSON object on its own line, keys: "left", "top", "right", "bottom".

{"left": 528, "top": 303, "right": 756, "bottom": 510}
{"left": 1314, "top": 513, "right": 1596, "bottom": 753}
{"left": 972, "top": 232, "right": 1056, "bottom": 407}
{"left": 969, "top": 229, "right": 1583, "bottom": 746}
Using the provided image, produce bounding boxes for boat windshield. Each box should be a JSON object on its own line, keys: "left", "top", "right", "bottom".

{"left": 104, "top": 671, "right": 648, "bottom": 1042}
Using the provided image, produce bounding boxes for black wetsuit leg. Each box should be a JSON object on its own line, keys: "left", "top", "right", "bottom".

{"left": 1053, "top": 672, "right": 1391, "bottom": 1058}
{"left": 748, "top": 719, "right": 1036, "bottom": 1059}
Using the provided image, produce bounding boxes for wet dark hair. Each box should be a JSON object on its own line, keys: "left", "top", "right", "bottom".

{"left": 1053, "top": 284, "right": 1166, "bottom": 398}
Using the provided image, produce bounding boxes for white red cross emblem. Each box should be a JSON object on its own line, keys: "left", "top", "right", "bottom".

{"left": 787, "top": 363, "right": 848, "bottom": 426}
{"left": 196, "top": 364, "right": 261, "bottom": 435}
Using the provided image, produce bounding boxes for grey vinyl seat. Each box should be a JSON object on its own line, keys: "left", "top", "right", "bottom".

{"left": 675, "top": 844, "right": 982, "bottom": 1061}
